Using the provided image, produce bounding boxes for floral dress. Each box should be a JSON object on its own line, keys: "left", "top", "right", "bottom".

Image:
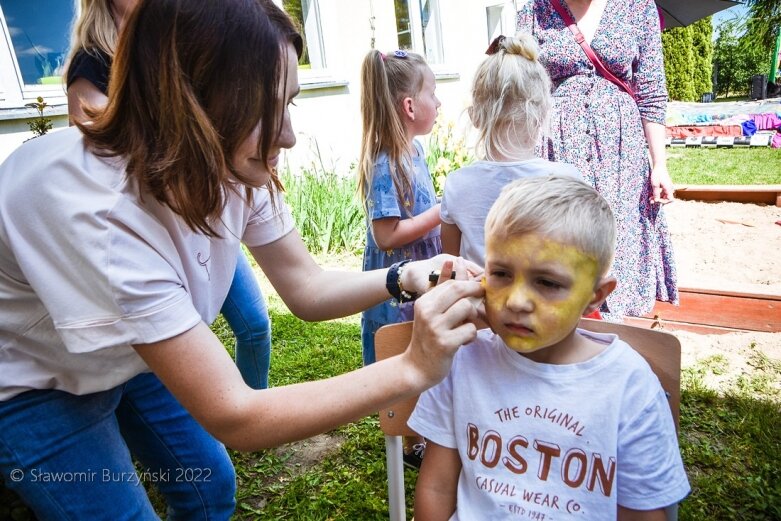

{"left": 517, "top": 0, "right": 678, "bottom": 319}
{"left": 361, "top": 140, "right": 441, "bottom": 364}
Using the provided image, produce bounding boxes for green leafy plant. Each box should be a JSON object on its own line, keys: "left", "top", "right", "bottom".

{"left": 280, "top": 147, "right": 365, "bottom": 255}
{"left": 425, "top": 119, "right": 472, "bottom": 196}
{"left": 24, "top": 96, "right": 53, "bottom": 139}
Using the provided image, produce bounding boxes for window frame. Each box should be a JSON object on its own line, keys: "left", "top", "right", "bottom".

{"left": 485, "top": 0, "right": 521, "bottom": 43}
{"left": 273, "top": 0, "right": 338, "bottom": 87}
{"left": 0, "top": 2, "right": 71, "bottom": 108}
{"left": 396, "top": 0, "right": 445, "bottom": 66}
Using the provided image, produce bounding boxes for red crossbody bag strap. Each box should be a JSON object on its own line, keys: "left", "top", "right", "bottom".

{"left": 549, "top": 0, "right": 637, "bottom": 101}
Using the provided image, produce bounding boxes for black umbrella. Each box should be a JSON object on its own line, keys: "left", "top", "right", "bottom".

{"left": 656, "top": 0, "right": 743, "bottom": 28}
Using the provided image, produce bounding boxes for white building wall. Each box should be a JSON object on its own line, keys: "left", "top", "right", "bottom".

{"left": 0, "top": 1, "right": 523, "bottom": 169}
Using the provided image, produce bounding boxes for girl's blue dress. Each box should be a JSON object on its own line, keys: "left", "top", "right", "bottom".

{"left": 361, "top": 140, "right": 441, "bottom": 364}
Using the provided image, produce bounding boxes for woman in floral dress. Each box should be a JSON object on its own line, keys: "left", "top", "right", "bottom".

{"left": 517, "top": 0, "right": 677, "bottom": 320}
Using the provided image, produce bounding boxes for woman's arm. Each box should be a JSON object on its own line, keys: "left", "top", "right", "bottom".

{"left": 67, "top": 77, "right": 108, "bottom": 125}
{"left": 133, "top": 278, "right": 482, "bottom": 451}
{"left": 371, "top": 203, "right": 441, "bottom": 251}
{"left": 634, "top": 0, "right": 673, "bottom": 204}
{"left": 642, "top": 119, "right": 674, "bottom": 204}
{"left": 440, "top": 222, "right": 462, "bottom": 256}
{"left": 414, "top": 441, "right": 461, "bottom": 520}
{"left": 252, "top": 229, "right": 469, "bottom": 321}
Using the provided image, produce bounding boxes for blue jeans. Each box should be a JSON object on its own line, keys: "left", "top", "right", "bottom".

{"left": 360, "top": 317, "right": 383, "bottom": 366}
{"left": 220, "top": 253, "right": 271, "bottom": 390}
{"left": 0, "top": 372, "right": 236, "bottom": 520}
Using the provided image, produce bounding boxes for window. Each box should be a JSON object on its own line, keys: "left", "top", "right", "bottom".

{"left": 0, "top": 0, "right": 74, "bottom": 87}
{"left": 394, "top": 0, "right": 444, "bottom": 65}
{"left": 280, "top": 0, "right": 326, "bottom": 70}
{"left": 486, "top": 2, "right": 517, "bottom": 42}
{"left": 486, "top": 4, "right": 503, "bottom": 42}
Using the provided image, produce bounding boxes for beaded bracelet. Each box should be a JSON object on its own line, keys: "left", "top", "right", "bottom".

{"left": 386, "top": 259, "right": 418, "bottom": 303}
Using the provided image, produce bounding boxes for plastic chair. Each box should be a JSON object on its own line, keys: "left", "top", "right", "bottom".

{"left": 375, "top": 318, "right": 682, "bottom": 521}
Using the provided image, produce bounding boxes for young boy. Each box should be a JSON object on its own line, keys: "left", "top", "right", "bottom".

{"left": 409, "top": 174, "right": 690, "bottom": 520}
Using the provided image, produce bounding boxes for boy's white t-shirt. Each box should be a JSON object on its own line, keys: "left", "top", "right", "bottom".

{"left": 0, "top": 127, "right": 294, "bottom": 400}
{"left": 440, "top": 159, "right": 581, "bottom": 266}
{"left": 409, "top": 329, "right": 690, "bottom": 520}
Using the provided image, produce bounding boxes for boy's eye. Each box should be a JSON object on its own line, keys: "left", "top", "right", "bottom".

{"left": 537, "top": 278, "right": 563, "bottom": 290}
{"left": 489, "top": 270, "right": 509, "bottom": 279}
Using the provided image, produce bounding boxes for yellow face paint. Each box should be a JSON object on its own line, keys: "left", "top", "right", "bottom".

{"left": 484, "top": 233, "right": 600, "bottom": 356}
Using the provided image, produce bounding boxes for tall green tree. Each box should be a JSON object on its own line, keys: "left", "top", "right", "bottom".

{"left": 713, "top": 18, "right": 770, "bottom": 96}
{"left": 662, "top": 26, "right": 697, "bottom": 101}
{"left": 744, "top": 0, "right": 781, "bottom": 52}
{"left": 691, "top": 17, "right": 714, "bottom": 96}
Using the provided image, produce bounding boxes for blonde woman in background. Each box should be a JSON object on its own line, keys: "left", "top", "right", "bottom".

{"left": 65, "top": 0, "right": 134, "bottom": 123}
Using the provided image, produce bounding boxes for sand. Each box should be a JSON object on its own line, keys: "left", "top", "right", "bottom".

{"left": 663, "top": 199, "right": 781, "bottom": 387}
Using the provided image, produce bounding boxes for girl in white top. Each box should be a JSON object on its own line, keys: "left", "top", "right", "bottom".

{"left": 441, "top": 33, "right": 581, "bottom": 266}
{"left": 0, "top": 1, "right": 482, "bottom": 517}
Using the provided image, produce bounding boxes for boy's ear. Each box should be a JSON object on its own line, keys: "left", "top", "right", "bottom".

{"left": 583, "top": 275, "right": 617, "bottom": 315}
{"left": 401, "top": 96, "right": 415, "bottom": 121}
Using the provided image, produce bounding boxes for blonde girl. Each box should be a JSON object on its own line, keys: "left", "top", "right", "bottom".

{"left": 64, "top": 0, "right": 135, "bottom": 123}
{"left": 440, "top": 33, "right": 581, "bottom": 266}
{"left": 358, "top": 49, "right": 442, "bottom": 365}
{"left": 358, "top": 49, "right": 443, "bottom": 466}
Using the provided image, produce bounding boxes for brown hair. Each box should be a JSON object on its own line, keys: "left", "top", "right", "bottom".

{"left": 357, "top": 49, "right": 428, "bottom": 216}
{"left": 80, "top": 0, "right": 302, "bottom": 236}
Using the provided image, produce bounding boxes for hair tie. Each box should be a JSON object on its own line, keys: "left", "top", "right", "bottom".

{"left": 380, "top": 52, "right": 386, "bottom": 62}
{"left": 485, "top": 35, "right": 506, "bottom": 55}
{"left": 393, "top": 50, "right": 408, "bottom": 59}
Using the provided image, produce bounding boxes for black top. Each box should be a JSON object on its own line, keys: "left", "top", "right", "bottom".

{"left": 66, "top": 49, "right": 111, "bottom": 95}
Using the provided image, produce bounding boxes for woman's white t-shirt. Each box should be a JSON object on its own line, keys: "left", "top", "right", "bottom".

{"left": 0, "top": 127, "right": 293, "bottom": 400}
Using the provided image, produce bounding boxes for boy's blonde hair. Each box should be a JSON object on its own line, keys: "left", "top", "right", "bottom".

{"left": 485, "top": 174, "right": 616, "bottom": 278}
{"left": 470, "top": 32, "right": 551, "bottom": 160}
{"left": 357, "top": 50, "right": 429, "bottom": 216}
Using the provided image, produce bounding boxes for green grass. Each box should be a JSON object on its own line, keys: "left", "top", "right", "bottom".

{"left": 679, "top": 350, "right": 781, "bottom": 519}
{"left": 221, "top": 299, "right": 419, "bottom": 520}
{"left": 668, "top": 148, "right": 781, "bottom": 185}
